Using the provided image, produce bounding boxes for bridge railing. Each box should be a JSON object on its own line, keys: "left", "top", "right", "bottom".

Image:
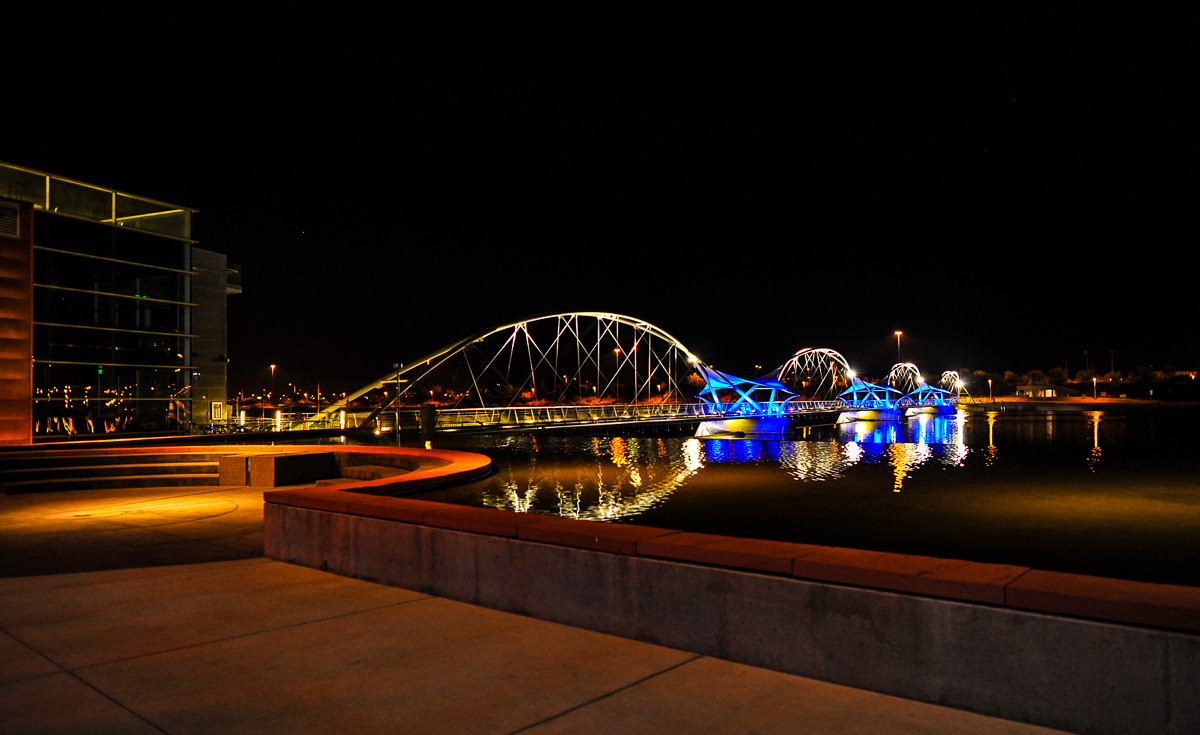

{"left": 201, "top": 401, "right": 850, "bottom": 434}
{"left": 839, "top": 400, "right": 898, "bottom": 410}
{"left": 434, "top": 403, "right": 715, "bottom": 429}
{"left": 202, "top": 410, "right": 395, "bottom": 434}
{"left": 779, "top": 400, "right": 845, "bottom": 414}
{"left": 433, "top": 401, "right": 845, "bottom": 429}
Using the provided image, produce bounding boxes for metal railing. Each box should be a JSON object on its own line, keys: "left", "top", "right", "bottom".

{"left": 838, "top": 400, "right": 898, "bottom": 410}
{"left": 203, "top": 410, "right": 379, "bottom": 434}
{"left": 202, "top": 401, "right": 852, "bottom": 434}
{"left": 434, "top": 401, "right": 845, "bottom": 430}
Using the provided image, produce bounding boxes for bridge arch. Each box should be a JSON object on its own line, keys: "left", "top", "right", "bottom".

{"left": 939, "top": 371, "right": 962, "bottom": 392}
{"left": 886, "top": 363, "right": 924, "bottom": 394}
{"left": 311, "top": 312, "right": 705, "bottom": 424}
{"left": 773, "top": 348, "right": 855, "bottom": 400}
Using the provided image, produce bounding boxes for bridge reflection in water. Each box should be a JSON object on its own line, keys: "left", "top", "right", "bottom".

{"left": 425, "top": 412, "right": 972, "bottom": 521}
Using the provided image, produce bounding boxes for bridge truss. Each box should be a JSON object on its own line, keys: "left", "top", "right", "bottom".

{"left": 939, "top": 371, "right": 962, "bottom": 392}
{"left": 886, "top": 363, "right": 924, "bottom": 394}
{"left": 311, "top": 312, "right": 705, "bottom": 425}
{"left": 774, "top": 348, "right": 855, "bottom": 400}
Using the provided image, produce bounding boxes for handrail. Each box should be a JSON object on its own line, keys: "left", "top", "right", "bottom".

{"left": 209, "top": 401, "right": 853, "bottom": 434}
{"left": 433, "top": 401, "right": 843, "bottom": 429}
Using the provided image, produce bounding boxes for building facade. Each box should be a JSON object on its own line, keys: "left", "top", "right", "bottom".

{"left": 0, "top": 162, "right": 235, "bottom": 444}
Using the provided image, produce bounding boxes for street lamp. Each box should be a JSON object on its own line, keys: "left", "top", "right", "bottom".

{"left": 988, "top": 378, "right": 993, "bottom": 402}
{"left": 1093, "top": 376, "right": 1098, "bottom": 399}
{"left": 894, "top": 331, "right": 903, "bottom": 363}
{"left": 613, "top": 348, "right": 621, "bottom": 400}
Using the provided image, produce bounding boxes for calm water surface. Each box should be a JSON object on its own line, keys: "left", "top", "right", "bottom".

{"left": 419, "top": 406, "right": 1200, "bottom": 585}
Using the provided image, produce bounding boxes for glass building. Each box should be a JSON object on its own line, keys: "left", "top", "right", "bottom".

{"left": 0, "top": 161, "right": 236, "bottom": 443}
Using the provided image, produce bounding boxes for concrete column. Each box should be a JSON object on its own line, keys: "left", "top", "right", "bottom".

{"left": 420, "top": 403, "right": 437, "bottom": 438}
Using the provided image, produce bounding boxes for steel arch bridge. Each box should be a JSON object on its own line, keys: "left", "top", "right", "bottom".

{"left": 309, "top": 312, "right": 709, "bottom": 429}
{"left": 273, "top": 312, "right": 958, "bottom": 434}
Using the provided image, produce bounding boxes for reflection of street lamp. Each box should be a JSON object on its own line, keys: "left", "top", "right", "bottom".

{"left": 894, "top": 331, "right": 903, "bottom": 362}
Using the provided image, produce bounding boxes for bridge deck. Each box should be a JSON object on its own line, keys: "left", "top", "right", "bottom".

{"left": 213, "top": 400, "right": 957, "bottom": 435}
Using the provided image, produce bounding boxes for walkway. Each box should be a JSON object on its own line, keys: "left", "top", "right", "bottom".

{"left": 0, "top": 484, "right": 1067, "bottom": 734}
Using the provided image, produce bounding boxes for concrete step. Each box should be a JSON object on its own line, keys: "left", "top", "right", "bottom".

{"left": 0, "top": 451, "right": 225, "bottom": 494}
{"left": 0, "top": 453, "right": 222, "bottom": 470}
{"left": 2, "top": 462, "right": 218, "bottom": 483}
{"left": 2, "top": 473, "right": 221, "bottom": 494}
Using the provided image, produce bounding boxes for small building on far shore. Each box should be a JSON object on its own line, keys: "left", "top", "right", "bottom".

{"left": 1015, "top": 382, "right": 1083, "bottom": 398}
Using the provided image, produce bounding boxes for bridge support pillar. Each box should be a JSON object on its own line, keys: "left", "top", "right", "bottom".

{"left": 419, "top": 403, "right": 437, "bottom": 438}
{"left": 696, "top": 417, "right": 790, "bottom": 438}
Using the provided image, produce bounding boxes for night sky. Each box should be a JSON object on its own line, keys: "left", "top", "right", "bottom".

{"left": 11, "top": 12, "right": 1191, "bottom": 395}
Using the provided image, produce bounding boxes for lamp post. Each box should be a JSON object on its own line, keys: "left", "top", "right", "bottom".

{"left": 632, "top": 342, "right": 638, "bottom": 406}
{"left": 1093, "top": 376, "right": 1098, "bottom": 399}
{"left": 613, "top": 348, "right": 621, "bottom": 400}
{"left": 894, "top": 331, "right": 903, "bottom": 363}
{"left": 988, "top": 378, "right": 993, "bottom": 402}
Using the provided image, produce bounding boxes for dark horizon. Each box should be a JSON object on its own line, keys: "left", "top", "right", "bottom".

{"left": 11, "top": 13, "right": 1191, "bottom": 396}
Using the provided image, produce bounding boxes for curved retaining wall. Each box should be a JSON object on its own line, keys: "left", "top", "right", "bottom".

{"left": 263, "top": 447, "right": 1199, "bottom": 735}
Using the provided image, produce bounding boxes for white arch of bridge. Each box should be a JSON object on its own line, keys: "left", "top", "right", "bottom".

{"left": 886, "top": 362, "right": 925, "bottom": 393}
{"left": 311, "top": 312, "right": 704, "bottom": 424}
{"left": 772, "top": 348, "right": 855, "bottom": 400}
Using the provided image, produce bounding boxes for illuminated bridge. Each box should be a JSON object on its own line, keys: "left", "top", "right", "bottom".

{"left": 274, "top": 312, "right": 959, "bottom": 436}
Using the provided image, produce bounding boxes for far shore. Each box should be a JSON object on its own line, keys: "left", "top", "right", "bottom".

{"left": 961, "top": 395, "right": 1200, "bottom": 409}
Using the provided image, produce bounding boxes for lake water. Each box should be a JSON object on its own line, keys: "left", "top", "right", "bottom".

{"left": 417, "top": 406, "right": 1200, "bottom": 586}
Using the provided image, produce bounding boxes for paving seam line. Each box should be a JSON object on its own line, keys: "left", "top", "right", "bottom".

{"left": 66, "top": 596, "right": 436, "bottom": 672}
{"left": 1, "top": 624, "right": 172, "bottom": 733}
{"left": 504, "top": 653, "right": 705, "bottom": 735}
{"left": 0, "top": 559, "right": 274, "bottom": 597}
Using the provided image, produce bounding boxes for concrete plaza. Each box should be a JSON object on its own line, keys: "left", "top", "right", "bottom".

{"left": 0, "top": 483, "right": 1068, "bottom": 734}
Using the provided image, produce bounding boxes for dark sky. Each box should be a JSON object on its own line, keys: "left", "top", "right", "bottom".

{"left": 12, "top": 11, "right": 1192, "bottom": 394}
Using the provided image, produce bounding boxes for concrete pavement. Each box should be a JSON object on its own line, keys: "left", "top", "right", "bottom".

{"left": 0, "top": 484, "right": 1069, "bottom": 734}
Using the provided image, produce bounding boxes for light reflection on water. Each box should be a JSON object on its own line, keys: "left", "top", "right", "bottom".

{"left": 416, "top": 407, "right": 1200, "bottom": 585}
{"left": 481, "top": 435, "right": 704, "bottom": 521}
{"left": 442, "top": 411, "right": 987, "bottom": 519}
